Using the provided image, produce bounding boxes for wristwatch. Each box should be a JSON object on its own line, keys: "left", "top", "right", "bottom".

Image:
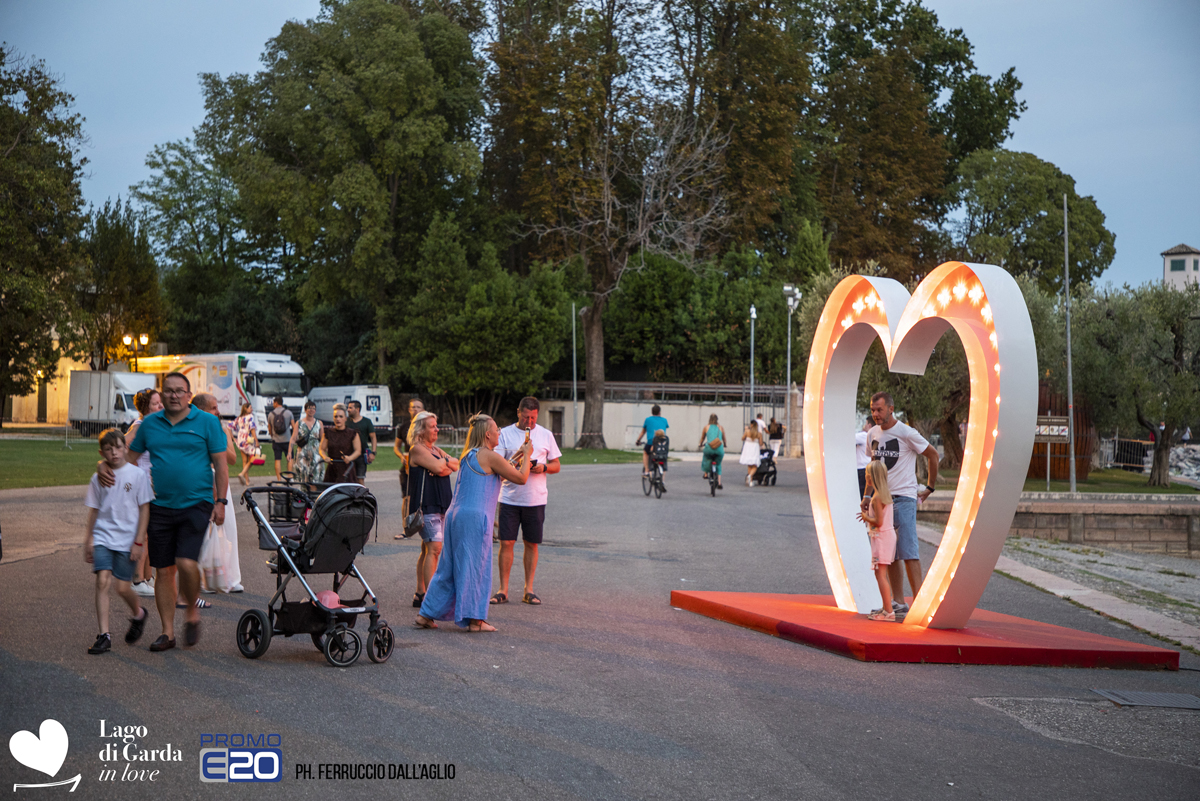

{"left": 215, "top": 498, "right": 228, "bottom": 505}
{"left": 923, "top": 484, "right": 935, "bottom": 494}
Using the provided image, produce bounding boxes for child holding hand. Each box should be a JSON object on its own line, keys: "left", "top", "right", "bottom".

{"left": 84, "top": 429, "right": 153, "bottom": 653}
{"left": 859, "top": 461, "right": 898, "bottom": 622}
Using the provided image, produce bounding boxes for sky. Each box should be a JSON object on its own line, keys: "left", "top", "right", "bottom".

{"left": 2, "top": 0, "right": 1197, "bottom": 289}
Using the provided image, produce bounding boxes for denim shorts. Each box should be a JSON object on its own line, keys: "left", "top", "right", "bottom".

{"left": 892, "top": 495, "right": 919, "bottom": 561}
{"left": 420, "top": 512, "right": 445, "bottom": 543}
{"left": 92, "top": 544, "right": 133, "bottom": 582}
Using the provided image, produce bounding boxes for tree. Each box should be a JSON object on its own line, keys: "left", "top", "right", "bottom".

{"left": 384, "top": 213, "right": 570, "bottom": 423}
{"left": 950, "top": 149, "right": 1116, "bottom": 293}
{"left": 202, "top": 0, "right": 484, "bottom": 377}
{"left": 0, "top": 47, "right": 88, "bottom": 426}
{"left": 815, "top": 45, "right": 948, "bottom": 280}
{"left": 1073, "top": 283, "right": 1200, "bottom": 487}
{"left": 77, "top": 199, "right": 163, "bottom": 370}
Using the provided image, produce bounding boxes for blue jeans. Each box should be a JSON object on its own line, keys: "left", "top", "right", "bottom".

{"left": 892, "top": 496, "right": 919, "bottom": 561}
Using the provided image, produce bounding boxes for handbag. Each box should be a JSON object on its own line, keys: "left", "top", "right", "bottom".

{"left": 707, "top": 437, "right": 722, "bottom": 449}
{"left": 403, "top": 464, "right": 426, "bottom": 538}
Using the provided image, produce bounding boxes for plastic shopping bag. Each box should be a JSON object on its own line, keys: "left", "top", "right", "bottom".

{"left": 199, "top": 523, "right": 234, "bottom": 593}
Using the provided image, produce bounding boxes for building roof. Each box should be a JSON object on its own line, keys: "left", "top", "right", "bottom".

{"left": 1161, "top": 243, "right": 1200, "bottom": 256}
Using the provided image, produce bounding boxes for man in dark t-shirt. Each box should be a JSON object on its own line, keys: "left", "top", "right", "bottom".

{"left": 346, "top": 400, "right": 376, "bottom": 485}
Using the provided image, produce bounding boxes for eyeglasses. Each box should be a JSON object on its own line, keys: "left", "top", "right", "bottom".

{"left": 162, "top": 389, "right": 189, "bottom": 397}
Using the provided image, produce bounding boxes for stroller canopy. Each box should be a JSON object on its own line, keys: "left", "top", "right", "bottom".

{"left": 300, "top": 483, "right": 377, "bottom": 574}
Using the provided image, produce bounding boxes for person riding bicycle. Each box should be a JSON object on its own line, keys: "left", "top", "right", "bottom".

{"left": 649, "top": 430, "right": 670, "bottom": 492}
{"left": 699, "top": 414, "right": 726, "bottom": 490}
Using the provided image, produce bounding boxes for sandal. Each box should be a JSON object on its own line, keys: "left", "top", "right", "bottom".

{"left": 867, "top": 611, "right": 896, "bottom": 622}
{"left": 176, "top": 598, "right": 211, "bottom": 609}
{"left": 522, "top": 592, "right": 541, "bottom": 605}
{"left": 489, "top": 592, "right": 508, "bottom": 605}
{"left": 468, "top": 621, "right": 497, "bottom": 633}
{"left": 412, "top": 592, "right": 425, "bottom": 608}
{"left": 413, "top": 616, "right": 438, "bottom": 629}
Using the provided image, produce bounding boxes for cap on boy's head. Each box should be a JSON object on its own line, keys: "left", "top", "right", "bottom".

{"left": 98, "top": 428, "right": 125, "bottom": 450}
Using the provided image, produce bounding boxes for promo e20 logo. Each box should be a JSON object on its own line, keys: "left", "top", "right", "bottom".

{"left": 199, "top": 733, "right": 282, "bottom": 783}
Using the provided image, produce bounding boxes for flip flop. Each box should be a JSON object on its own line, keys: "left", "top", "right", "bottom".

{"left": 468, "top": 621, "right": 497, "bottom": 633}
{"left": 412, "top": 617, "right": 438, "bottom": 629}
{"left": 489, "top": 592, "right": 508, "bottom": 605}
{"left": 522, "top": 593, "right": 541, "bottom": 605}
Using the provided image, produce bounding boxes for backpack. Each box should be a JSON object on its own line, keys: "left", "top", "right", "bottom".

{"left": 270, "top": 409, "right": 287, "bottom": 436}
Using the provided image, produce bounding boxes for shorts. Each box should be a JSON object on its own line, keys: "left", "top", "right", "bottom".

{"left": 92, "top": 544, "right": 134, "bottom": 582}
{"left": 892, "top": 495, "right": 919, "bottom": 561}
{"left": 353, "top": 455, "right": 368, "bottom": 480}
{"left": 498, "top": 503, "right": 545, "bottom": 544}
{"left": 399, "top": 468, "right": 408, "bottom": 494}
{"left": 420, "top": 512, "right": 444, "bottom": 543}
{"left": 272, "top": 441, "right": 288, "bottom": 461}
{"left": 870, "top": 528, "right": 897, "bottom": 568}
{"left": 147, "top": 502, "right": 213, "bottom": 569}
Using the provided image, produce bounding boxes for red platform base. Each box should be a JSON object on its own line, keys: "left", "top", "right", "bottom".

{"left": 671, "top": 592, "right": 1179, "bottom": 670}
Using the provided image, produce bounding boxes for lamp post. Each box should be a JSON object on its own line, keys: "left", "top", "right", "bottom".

{"left": 123, "top": 333, "right": 149, "bottom": 372}
{"left": 783, "top": 284, "right": 803, "bottom": 457}
{"left": 571, "top": 302, "right": 578, "bottom": 446}
{"left": 749, "top": 304, "right": 757, "bottom": 425}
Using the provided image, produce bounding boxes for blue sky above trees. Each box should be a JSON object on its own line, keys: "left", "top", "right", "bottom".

{"left": 2, "top": 0, "right": 1196, "bottom": 289}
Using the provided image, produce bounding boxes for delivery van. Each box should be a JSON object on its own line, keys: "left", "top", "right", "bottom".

{"left": 308, "top": 385, "right": 394, "bottom": 440}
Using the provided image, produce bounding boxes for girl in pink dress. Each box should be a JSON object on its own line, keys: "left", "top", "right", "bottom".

{"left": 860, "top": 461, "right": 897, "bottom": 622}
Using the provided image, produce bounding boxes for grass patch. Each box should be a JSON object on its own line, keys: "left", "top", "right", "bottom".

{"left": 0, "top": 439, "right": 646, "bottom": 490}
{"left": 941, "top": 467, "right": 1200, "bottom": 495}
{"left": 1159, "top": 568, "right": 1196, "bottom": 578}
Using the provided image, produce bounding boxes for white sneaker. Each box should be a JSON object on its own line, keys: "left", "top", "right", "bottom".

{"left": 229, "top": 584, "right": 244, "bottom": 593}
{"left": 132, "top": 581, "right": 156, "bottom": 597}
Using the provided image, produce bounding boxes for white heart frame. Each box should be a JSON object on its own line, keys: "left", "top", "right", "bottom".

{"left": 803, "top": 262, "right": 1036, "bottom": 629}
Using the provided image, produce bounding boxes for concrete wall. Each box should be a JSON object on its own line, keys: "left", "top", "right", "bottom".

{"left": 8, "top": 354, "right": 92, "bottom": 425}
{"left": 918, "top": 496, "right": 1200, "bottom": 557}
{"left": 542, "top": 387, "right": 805, "bottom": 453}
{"left": 1164, "top": 251, "right": 1200, "bottom": 290}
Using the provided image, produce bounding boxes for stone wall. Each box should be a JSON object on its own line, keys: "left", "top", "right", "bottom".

{"left": 916, "top": 495, "right": 1200, "bottom": 557}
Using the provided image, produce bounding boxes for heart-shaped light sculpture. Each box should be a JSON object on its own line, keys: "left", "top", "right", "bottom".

{"left": 803, "top": 262, "right": 1036, "bottom": 629}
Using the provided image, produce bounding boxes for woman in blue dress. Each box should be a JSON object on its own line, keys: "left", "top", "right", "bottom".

{"left": 415, "top": 413, "right": 531, "bottom": 632}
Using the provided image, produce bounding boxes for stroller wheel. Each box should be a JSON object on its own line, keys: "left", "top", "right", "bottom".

{"left": 311, "top": 632, "right": 326, "bottom": 652}
{"left": 324, "top": 625, "right": 362, "bottom": 667}
{"left": 236, "top": 609, "right": 272, "bottom": 659}
{"left": 367, "top": 624, "right": 395, "bottom": 663}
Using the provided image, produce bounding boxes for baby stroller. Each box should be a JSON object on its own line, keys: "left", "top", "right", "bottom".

{"left": 237, "top": 483, "right": 394, "bottom": 667}
{"left": 754, "top": 446, "right": 778, "bottom": 486}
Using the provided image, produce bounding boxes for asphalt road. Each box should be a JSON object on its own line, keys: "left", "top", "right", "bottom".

{"left": 2, "top": 460, "right": 1198, "bottom": 800}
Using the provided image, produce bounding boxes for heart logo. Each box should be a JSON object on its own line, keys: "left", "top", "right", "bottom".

{"left": 803, "top": 262, "right": 1036, "bottom": 629}
{"left": 8, "top": 719, "right": 69, "bottom": 778}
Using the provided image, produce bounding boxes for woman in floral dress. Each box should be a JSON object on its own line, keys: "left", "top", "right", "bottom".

{"left": 290, "top": 400, "right": 324, "bottom": 483}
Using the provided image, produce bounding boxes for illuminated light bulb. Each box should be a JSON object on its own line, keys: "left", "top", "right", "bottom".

{"left": 940, "top": 594, "right": 945, "bottom": 601}
{"left": 877, "top": 301, "right": 885, "bottom": 314}
{"left": 968, "top": 284, "right": 983, "bottom": 304}
{"left": 978, "top": 491, "right": 984, "bottom": 499}
{"left": 832, "top": 342, "right": 837, "bottom": 350}
{"left": 953, "top": 282, "right": 967, "bottom": 300}
{"left": 937, "top": 288, "right": 951, "bottom": 307}
{"left": 961, "top": 546, "right": 966, "bottom": 554}
{"left": 841, "top": 314, "right": 854, "bottom": 329}
{"left": 852, "top": 298, "right": 865, "bottom": 314}
{"left": 928, "top": 616, "right": 933, "bottom": 623}
{"left": 985, "top": 460, "right": 992, "bottom": 469}
{"left": 994, "top": 363, "right": 1001, "bottom": 374}
{"left": 992, "top": 428, "right": 998, "bottom": 437}
{"left": 923, "top": 304, "right": 936, "bottom": 318}
{"left": 989, "top": 331, "right": 998, "bottom": 348}
{"left": 950, "top": 571, "right": 956, "bottom": 578}
{"left": 981, "top": 304, "right": 993, "bottom": 322}
{"left": 865, "top": 293, "right": 878, "bottom": 309}
{"left": 995, "top": 396, "right": 1001, "bottom": 405}
{"left": 969, "top": 520, "right": 975, "bottom": 528}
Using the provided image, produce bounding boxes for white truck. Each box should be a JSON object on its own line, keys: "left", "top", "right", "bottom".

{"left": 68, "top": 371, "right": 156, "bottom": 435}
{"left": 307, "top": 384, "right": 394, "bottom": 440}
{"left": 137, "top": 352, "right": 309, "bottom": 441}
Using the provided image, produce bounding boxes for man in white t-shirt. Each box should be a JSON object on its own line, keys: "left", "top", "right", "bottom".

{"left": 867, "top": 392, "right": 939, "bottom": 621}
{"left": 493, "top": 397, "right": 562, "bottom": 606}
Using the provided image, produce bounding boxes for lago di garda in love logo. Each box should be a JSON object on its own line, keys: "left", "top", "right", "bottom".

{"left": 803, "top": 262, "right": 1037, "bottom": 629}
{"left": 8, "top": 720, "right": 81, "bottom": 792}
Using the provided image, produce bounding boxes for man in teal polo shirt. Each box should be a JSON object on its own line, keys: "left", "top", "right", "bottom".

{"left": 128, "top": 372, "right": 229, "bottom": 651}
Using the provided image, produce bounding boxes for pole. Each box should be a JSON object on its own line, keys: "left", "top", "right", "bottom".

{"left": 1064, "top": 193, "right": 1077, "bottom": 492}
{"left": 572, "top": 302, "right": 578, "bottom": 446}
{"left": 749, "top": 305, "right": 756, "bottom": 425}
{"left": 785, "top": 307, "right": 793, "bottom": 459}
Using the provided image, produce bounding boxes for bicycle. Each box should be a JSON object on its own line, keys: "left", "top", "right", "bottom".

{"left": 706, "top": 454, "right": 722, "bottom": 496}
{"left": 642, "top": 461, "right": 666, "bottom": 499}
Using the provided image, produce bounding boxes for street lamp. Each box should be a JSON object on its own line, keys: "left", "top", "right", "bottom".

{"left": 123, "top": 334, "right": 149, "bottom": 372}
{"left": 783, "top": 284, "right": 803, "bottom": 457}
{"left": 749, "top": 304, "right": 757, "bottom": 425}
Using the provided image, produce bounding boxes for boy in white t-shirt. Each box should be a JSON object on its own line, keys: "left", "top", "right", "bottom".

{"left": 492, "top": 397, "right": 562, "bottom": 606}
{"left": 84, "top": 429, "right": 154, "bottom": 654}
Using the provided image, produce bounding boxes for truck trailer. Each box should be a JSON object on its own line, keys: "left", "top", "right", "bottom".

{"left": 136, "top": 352, "right": 309, "bottom": 441}
{"left": 68, "top": 371, "right": 156, "bottom": 436}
